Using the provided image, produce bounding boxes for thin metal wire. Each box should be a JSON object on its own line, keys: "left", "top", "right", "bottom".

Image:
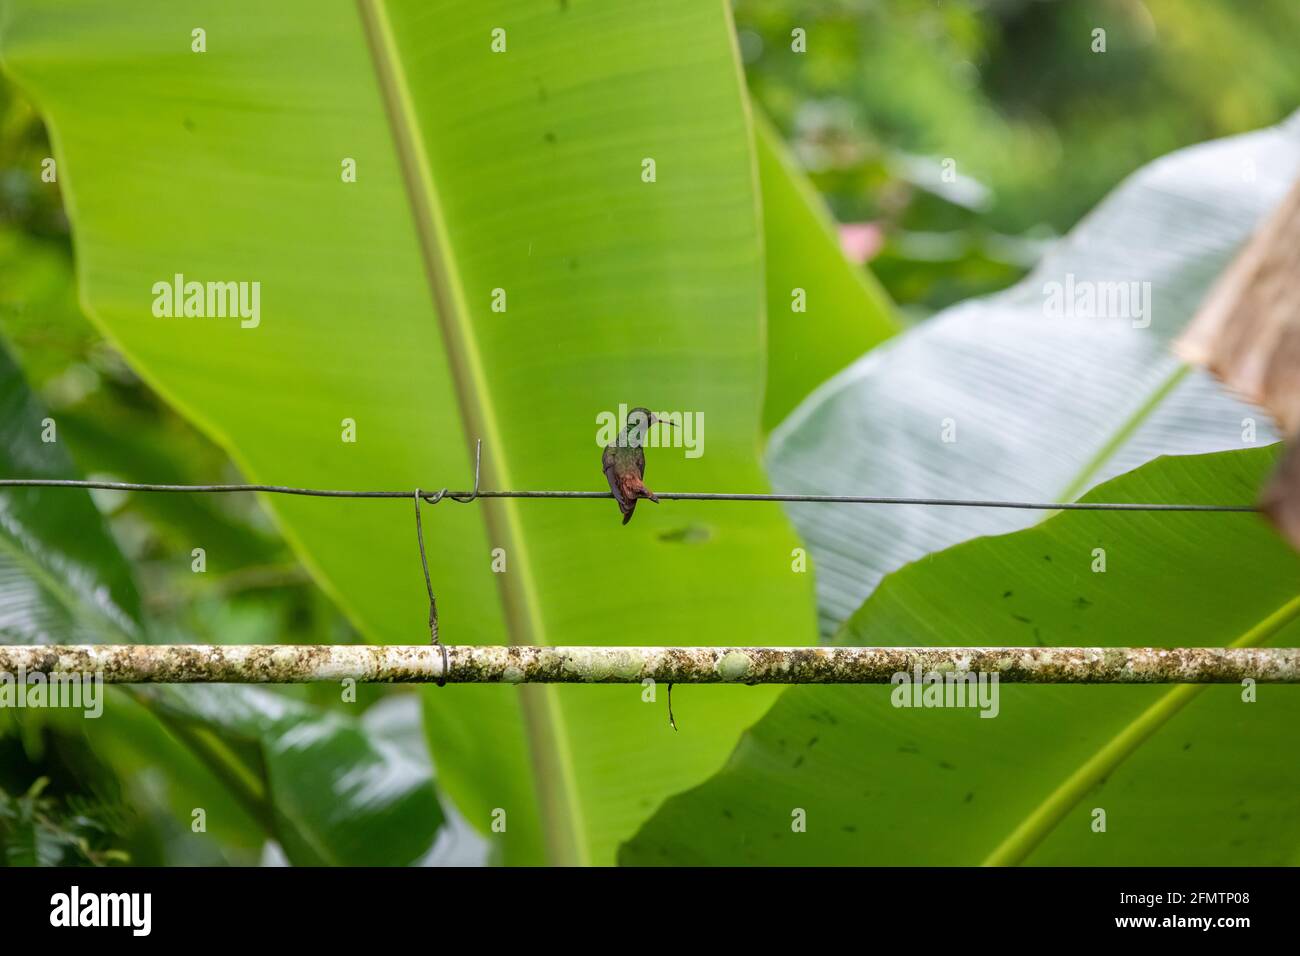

{"left": 0, "top": 476, "right": 1260, "bottom": 512}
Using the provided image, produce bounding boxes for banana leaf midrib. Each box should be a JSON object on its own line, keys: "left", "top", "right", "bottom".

{"left": 355, "top": 0, "right": 587, "bottom": 866}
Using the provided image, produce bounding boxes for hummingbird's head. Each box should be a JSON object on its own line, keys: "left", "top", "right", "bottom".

{"left": 624, "top": 406, "right": 674, "bottom": 446}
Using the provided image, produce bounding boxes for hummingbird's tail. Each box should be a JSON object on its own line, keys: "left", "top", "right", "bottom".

{"left": 617, "top": 477, "right": 658, "bottom": 525}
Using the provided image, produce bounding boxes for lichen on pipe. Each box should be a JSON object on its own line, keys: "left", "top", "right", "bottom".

{"left": 0, "top": 645, "right": 1297, "bottom": 684}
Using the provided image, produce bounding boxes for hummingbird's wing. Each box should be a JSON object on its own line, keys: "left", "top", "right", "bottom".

{"left": 602, "top": 444, "right": 629, "bottom": 513}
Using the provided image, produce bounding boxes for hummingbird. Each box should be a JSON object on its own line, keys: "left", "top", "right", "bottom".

{"left": 602, "top": 406, "right": 674, "bottom": 525}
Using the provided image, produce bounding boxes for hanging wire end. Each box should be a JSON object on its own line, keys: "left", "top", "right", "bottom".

{"left": 449, "top": 438, "right": 482, "bottom": 503}
{"left": 413, "top": 440, "right": 482, "bottom": 685}
{"left": 413, "top": 486, "right": 447, "bottom": 686}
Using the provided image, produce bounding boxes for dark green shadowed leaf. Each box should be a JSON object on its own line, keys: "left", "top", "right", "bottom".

{"left": 0, "top": 338, "right": 443, "bottom": 864}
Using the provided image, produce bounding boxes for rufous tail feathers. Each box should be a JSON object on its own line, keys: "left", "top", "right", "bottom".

{"left": 619, "top": 474, "right": 659, "bottom": 525}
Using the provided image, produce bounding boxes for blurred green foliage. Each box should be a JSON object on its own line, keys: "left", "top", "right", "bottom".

{"left": 0, "top": 736, "right": 130, "bottom": 867}
{"left": 738, "top": 0, "right": 1300, "bottom": 314}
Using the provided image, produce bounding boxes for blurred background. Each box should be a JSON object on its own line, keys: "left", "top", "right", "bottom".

{"left": 1, "top": 0, "right": 1297, "bottom": 864}
{"left": 741, "top": 0, "right": 1300, "bottom": 314}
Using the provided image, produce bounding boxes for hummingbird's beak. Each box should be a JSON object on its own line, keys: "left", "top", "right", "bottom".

{"left": 657, "top": 417, "right": 676, "bottom": 428}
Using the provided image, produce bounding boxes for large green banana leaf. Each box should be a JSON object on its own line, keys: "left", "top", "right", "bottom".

{"left": 0, "top": 0, "right": 836, "bottom": 863}
{"left": 768, "top": 115, "right": 1298, "bottom": 635}
{"left": 0, "top": 336, "right": 444, "bottom": 865}
{"left": 623, "top": 446, "right": 1300, "bottom": 864}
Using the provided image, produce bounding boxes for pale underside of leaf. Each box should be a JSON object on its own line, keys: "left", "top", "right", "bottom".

{"left": 768, "top": 112, "right": 1300, "bottom": 637}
